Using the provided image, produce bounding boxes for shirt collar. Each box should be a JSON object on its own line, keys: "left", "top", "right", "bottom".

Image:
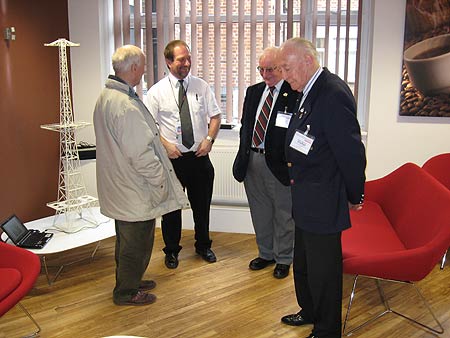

{"left": 108, "top": 74, "right": 128, "bottom": 85}
{"left": 265, "top": 79, "right": 284, "bottom": 93}
{"left": 108, "top": 75, "right": 138, "bottom": 98}
{"left": 303, "top": 67, "right": 323, "bottom": 98}
{"left": 168, "top": 72, "right": 191, "bottom": 88}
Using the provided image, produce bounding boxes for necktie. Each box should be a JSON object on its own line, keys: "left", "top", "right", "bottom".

{"left": 252, "top": 86, "right": 275, "bottom": 147}
{"left": 293, "top": 91, "right": 304, "bottom": 114}
{"left": 178, "top": 80, "right": 194, "bottom": 149}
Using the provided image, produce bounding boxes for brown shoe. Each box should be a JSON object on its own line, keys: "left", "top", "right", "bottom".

{"left": 114, "top": 291, "right": 156, "bottom": 306}
{"left": 139, "top": 280, "right": 156, "bottom": 291}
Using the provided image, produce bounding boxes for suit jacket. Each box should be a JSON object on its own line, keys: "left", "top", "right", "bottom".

{"left": 285, "top": 68, "right": 366, "bottom": 234}
{"left": 233, "top": 80, "right": 297, "bottom": 186}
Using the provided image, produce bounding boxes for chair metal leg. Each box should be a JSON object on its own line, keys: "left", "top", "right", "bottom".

{"left": 343, "top": 275, "right": 358, "bottom": 335}
{"left": 17, "top": 302, "right": 41, "bottom": 337}
{"left": 343, "top": 275, "right": 444, "bottom": 336}
{"left": 440, "top": 250, "right": 447, "bottom": 270}
{"left": 343, "top": 276, "right": 391, "bottom": 336}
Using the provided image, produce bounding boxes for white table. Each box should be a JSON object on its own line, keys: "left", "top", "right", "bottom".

{"left": 2, "top": 207, "right": 115, "bottom": 284}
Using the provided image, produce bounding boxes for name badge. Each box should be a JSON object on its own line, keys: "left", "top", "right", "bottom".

{"left": 275, "top": 111, "right": 292, "bottom": 129}
{"left": 175, "top": 122, "right": 182, "bottom": 144}
{"left": 289, "top": 125, "right": 314, "bottom": 155}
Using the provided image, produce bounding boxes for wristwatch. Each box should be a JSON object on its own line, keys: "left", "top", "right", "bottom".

{"left": 206, "top": 135, "right": 215, "bottom": 144}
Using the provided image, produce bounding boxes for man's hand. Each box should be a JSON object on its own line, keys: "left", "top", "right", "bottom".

{"left": 161, "top": 137, "right": 182, "bottom": 159}
{"left": 195, "top": 139, "right": 212, "bottom": 157}
{"left": 348, "top": 202, "right": 363, "bottom": 211}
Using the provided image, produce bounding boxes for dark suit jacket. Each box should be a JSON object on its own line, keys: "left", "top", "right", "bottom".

{"left": 233, "top": 80, "right": 298, "bottom": 186}
{"left": 285, "top": 68, "right": 366, "bottom": 234}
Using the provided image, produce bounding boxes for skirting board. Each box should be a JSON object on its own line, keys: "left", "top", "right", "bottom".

{"left": 155, "top": 205, "right": 255, "bottom": 234}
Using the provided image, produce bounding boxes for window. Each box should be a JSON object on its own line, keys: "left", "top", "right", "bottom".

{"left": 113, "top": 0, "right": 363, "bottom": 124}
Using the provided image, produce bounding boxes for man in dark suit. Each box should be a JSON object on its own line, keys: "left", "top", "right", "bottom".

{"left": 277, "top": 38, "right": 366, "bottom": 338}
{"left": 233, "top": 47, "right": 297, "bottom": 279}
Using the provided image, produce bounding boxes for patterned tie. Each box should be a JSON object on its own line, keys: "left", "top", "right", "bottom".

{"left": 252, "top": 86, "right": 275, "bottom": 147}
{"left": 178, "top": 80, "right": 194, "bottom": 149}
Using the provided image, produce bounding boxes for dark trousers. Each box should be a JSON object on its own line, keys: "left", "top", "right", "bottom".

{"left": 162, "top": 153, "right": 214, "bottom": 254}
{"left": 113, "top": 219, "right": 155, "bottom": 302}
{"left": 294, "top": 228, "right": 343, "bottom": 338}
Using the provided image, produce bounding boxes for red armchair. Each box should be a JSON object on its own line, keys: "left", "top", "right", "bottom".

{"left": 342, "top": 163, "right": 450, "bottom": 336}
{"left": 423, "top": 153, "right": 450, "bottom": 269}
{"left": 0, "top": 241, "right": 41, "bottom": 336}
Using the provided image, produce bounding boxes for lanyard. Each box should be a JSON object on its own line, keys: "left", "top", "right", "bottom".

{"left": 168, "top": 77, "right": 190, "bottom": 112}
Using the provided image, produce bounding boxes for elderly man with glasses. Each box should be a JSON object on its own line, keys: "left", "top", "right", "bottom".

{"left": 233, "top": 46, "right": 297, "bottom": 279}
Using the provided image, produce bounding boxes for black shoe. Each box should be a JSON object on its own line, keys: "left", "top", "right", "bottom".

{"left": 281, "top": 313, "right": 313, "bottom": 326}
{"left": 305, "top": 335, "right": 319, "bottom": 338}
{"left": 273, "top": 264, "right": 290, "bottom": 279}
{"left": 249, "top": 257, "right": 275, "bottom": 270}
{"left": 165, "top": 253, "right": 178, "bottom": 269}
{"left": 196, "top": 248, "right": 217, "bottom": 263}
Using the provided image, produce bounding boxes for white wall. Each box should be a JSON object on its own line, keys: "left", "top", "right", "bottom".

{"left": 365, "top": 0, "right": 450, "bottom": 179}
{"left": 68, "top": 0, "right": 113, "bottom": 146}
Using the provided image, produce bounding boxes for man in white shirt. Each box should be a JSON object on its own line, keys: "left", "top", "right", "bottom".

{"left": 145, "top": 40, "right": 221, "bottom": 269}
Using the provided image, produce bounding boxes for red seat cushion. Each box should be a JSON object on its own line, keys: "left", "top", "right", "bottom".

{"left": 0, "top": 268, "right": 22, "bottom": 302}
{"left": 342, "top": 201, "right": 406, "bottom": 259}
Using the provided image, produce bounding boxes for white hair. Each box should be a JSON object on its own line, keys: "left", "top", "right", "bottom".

{"left": 112, "top": 45, "right": 143, "bottom": 74}
{"left": 282, "top": 37, "right": 320, "bottom": 63}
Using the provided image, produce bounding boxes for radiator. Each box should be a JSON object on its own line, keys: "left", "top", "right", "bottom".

{"left": 209, "top": 145, "right": 248, "bottom": 206}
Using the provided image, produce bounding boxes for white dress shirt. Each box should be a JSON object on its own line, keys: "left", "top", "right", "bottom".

{"left": 145, "top": 73, "right": 221, "bottom": 152}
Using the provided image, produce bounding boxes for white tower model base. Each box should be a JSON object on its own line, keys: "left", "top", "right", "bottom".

{"left": 41, "top": 38, "right": 99, "bottom": 233}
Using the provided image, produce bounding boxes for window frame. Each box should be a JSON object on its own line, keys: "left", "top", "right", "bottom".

{"left": 116, "top": 0, "right": 372, "bottom": 129}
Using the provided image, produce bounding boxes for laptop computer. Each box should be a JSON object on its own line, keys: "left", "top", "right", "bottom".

{"left": 1, "top": 214, "right": 53, "bottom": 249}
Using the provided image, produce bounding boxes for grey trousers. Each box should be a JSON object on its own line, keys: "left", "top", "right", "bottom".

{"left": 113, "top": 218, "right": 155, "bottom": 302}
{"left": 244, "top": 151, "right": 294, "bottom": 265}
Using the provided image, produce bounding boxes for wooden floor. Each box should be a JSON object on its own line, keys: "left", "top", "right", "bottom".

{"left": 1, "top": 229, "right": 449, "bottom": 338}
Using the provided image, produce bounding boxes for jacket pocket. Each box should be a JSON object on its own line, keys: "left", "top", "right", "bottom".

{"left": 292, "top": 180, "right": 338, "bottom": 225}
{"left": 148, "top": 178, "right": 169, "bottom": 208}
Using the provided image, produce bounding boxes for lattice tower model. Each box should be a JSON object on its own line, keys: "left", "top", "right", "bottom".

{"left": 41, "top": 38, "right": 98, "bottom": 232}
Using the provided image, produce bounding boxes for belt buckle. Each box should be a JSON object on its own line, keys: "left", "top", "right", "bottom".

{"left": 251, "top": 147, "right": 265, "bottom": 154}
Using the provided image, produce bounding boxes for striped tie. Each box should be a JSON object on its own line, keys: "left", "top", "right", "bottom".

{"left": 252, "top": 86, "right": 275, "bottom": 147}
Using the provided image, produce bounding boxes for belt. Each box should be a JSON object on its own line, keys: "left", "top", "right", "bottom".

{"left": 181, "top": 151, "right": 196, "bottom": 156}
{"left": 171, "top": 151, "right": 197, "bottom": 160}
{"left": 251, "top": 148, "right": 265, "bottom": 154}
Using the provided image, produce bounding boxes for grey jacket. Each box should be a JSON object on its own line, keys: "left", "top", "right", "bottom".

{"left": 93, "top": 76, "right": 189, "bottom": 222}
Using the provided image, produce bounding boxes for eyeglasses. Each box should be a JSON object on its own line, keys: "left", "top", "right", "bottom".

{"left": 257, "top": 66, "right": 277, "bottom": 73}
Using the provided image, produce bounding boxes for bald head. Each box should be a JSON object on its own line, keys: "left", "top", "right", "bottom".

{"left": 278, "top": 37, "right": 320, "bottom": 92}
{"left": 281, "top": 38, "right": 320, "bottom": 63}
{"left": 258, "top": 46, "right": 283, "bottom": 87}
{"left": 259, "top": 46, "right": 279, "bottom": 63}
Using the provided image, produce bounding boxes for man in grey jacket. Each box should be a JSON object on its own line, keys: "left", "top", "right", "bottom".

{"left": 93, "top": 45, "right": 188, "bottom": 306}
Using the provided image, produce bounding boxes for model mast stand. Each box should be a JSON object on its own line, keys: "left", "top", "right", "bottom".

{"left": 41, "top": 38, "right": 98, "bottom": 233}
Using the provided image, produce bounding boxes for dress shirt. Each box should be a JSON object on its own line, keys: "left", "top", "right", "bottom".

{"left": 298, "top": 67, "right": 323, "bottom": 110}
{"left": 145, "top": 73, "right": 221, "bottom": 152}
{"left": 252, "top": 79, "right": 284, "bottom": 149}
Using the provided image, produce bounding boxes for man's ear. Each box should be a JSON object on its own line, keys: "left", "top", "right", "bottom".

{"left": 165, "top": 58, "right": 172, "bottom": 69}
{"left": 304, "top": 54, "right": 312, "bottom": 66}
